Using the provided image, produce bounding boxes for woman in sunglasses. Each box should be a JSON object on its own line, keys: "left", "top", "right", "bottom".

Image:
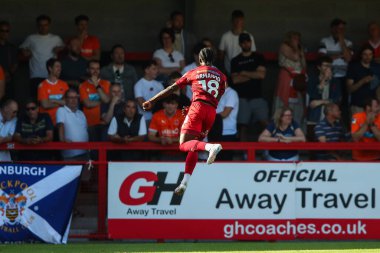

{"left": 153, "top": 27, "right": 185, "bottom": 84}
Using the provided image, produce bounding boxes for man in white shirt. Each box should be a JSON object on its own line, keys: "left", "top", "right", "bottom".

{"left": 216, "top": 83, "right": 239, "bottom": 160}
{"left": 57, "top": 89, "right": 89, "bottom": 160}
{"left": 218, "top": 10, "right": 256, "bottom": 75}
{"left": 20, "top": 15, "right": 64, "bottom": 98}
{"left": 319, "top": 18, "right": 353, "bottom": 127}
{"left": 107, "top": 99, "right": 146, "bottom": 160}
{"left": 134, "top": 60, "right": 164, "bottom": 125}
{"left": 0, "top": 99, "right": 17, "bottom": 161}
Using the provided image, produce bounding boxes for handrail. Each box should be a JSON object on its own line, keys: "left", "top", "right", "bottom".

{"left": 2, "top": 141, "right": 379, "bottom": 239}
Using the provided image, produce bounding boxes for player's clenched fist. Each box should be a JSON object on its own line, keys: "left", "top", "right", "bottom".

{"left": 142, "top": 101, "right": 152, "bottom": 111}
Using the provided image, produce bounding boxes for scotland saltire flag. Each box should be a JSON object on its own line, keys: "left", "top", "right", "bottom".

{"left": 0, "top": 163, "right": 82, "bottom": 244}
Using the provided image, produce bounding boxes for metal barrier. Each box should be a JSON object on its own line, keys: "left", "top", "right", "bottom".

{"left": 1, "top": 141, "right": 379, "bottom": 239}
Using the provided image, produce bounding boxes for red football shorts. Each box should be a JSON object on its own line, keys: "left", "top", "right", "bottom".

{"left": 181, "top": 101, "right": 216, "bottom": 138}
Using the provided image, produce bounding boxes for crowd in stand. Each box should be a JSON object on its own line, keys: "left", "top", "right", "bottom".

{"left": 1, "top": 10, "right": 380, "bottom": 164}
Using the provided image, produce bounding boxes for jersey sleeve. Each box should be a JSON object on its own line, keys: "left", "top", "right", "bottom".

{"left": 175, "top": 72, "right": 190, "bottom": 89}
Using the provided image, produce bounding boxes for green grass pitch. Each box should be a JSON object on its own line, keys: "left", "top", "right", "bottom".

{"left": 0, "top": 241, "right": 380, "bottom": 253}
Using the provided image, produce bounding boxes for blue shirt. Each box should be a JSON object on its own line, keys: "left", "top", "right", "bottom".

{"left": 266, "top": 120, "right": 299, "bottom": 159}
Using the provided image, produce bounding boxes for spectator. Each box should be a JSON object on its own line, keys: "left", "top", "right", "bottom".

{"left": 154, "top": 72, "right": 190, "bottom": 113}
{"left": 148, "top": 94, "right": 184, "bottom": 144}
{"left": 101, "top": 83, "right": 125, "bottom": 125}
{"left": 107, "top": 99, "right": 146, "bottom": 160}
{"left": 181, "top": 43, "right": 204, "bottom": 100}
{"left": 231, "top": 32, "right": 267, "bottom": 141}
{"left": 100, "top": 44, "right": 138, "bottom": 100}
{"left": 346, "top": 45, "right": 380, "bottom": 115}
{"left": 79, "top": 60, "right": 110, "bottom": 140}
{"left": 37, "top": 58, "right": 69, "bottom": 125}
{"left": 351, "top": 97, "right": 380, "bottom": 161}
{"left": 259, "top": 107, "right": 306, "bottom": 161}
{"left": 134, "top": 60, "right": 164, "bottom": 125}
{"left": 307, "top": 56, "right": 341, "bottom": 140}
{"left": 153, "top": 27, "right": 185, "bottom": 83}
{"left": 60, "top": 38, "right": 88, "bottom": 88}
{"left": 0, "top": 20, "right": 17, "bottom": 98}
{"left": 273, "top": 31, "right": 306, "bottom": 127}
{"left": 168, "top": 10, "right": 197, "bottom": 64}
{"left": 319, "top": 18, "right": 353, "bottom": 127}
{"left": 74, "top": 15, "right": 100, "bottom": 61}
{"left": 57, "top": 89, "right": 89, "bottom": 161}
{"left": 363, "top": 21, "right": 380, "bottom": 63}
{"left": 314, "top": 103, "right": 347, "bottom": 160}
{"left": 218, "top": 10, "right": 256, "bottom": 74}
{"left": 0, "top": 99, "right": 18, "bottom": 161}
{"left": 148, "top": 94, "right": 184, "bottom": 160}
{"left": 13, "top": 98, "right": 53, "bottom": 161}
{"left": 20, "top": 15, "right": 64, "bottom": 98}
{"left": 215, "top": 82, "right": 239, "bottom": 160}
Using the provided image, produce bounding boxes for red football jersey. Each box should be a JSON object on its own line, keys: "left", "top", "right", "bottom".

{"left": 176, "top": 65, "right": 226, "bottom": 108}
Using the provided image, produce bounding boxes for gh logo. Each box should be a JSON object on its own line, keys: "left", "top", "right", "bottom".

{"left": 119, "top": 171, "right": 184, "bottom": 206}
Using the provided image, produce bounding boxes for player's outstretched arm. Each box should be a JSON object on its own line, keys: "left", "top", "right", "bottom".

{"left": 142, "top": 83, "right": 179, "bottom": 111}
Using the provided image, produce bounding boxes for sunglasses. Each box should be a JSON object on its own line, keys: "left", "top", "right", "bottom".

{"left": 0, "top": 29, "right": 9, "bottom": 33}
{"left": 168, "top": 53, "right": 175, "bottom": 63}
{"left": 26, "top": 106, "right": 37, "bottom": 111}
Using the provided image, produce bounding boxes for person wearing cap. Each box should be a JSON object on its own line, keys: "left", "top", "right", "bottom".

{"left": 231, "top": 33, "right": 267, "bottom": 141}
{"left": 319, "top": 18, "right": 353, "bottom": 127}
{"left": 218, "top": 10, "right": 256, "bottom": 75}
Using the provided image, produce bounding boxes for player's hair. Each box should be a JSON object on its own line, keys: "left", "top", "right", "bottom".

{"left": 36, "top": 15, "right": 51, "bottom": 24}
{"left": 199, "top": 47, "right": 214, "bottom": 66}
{"left": 46, "top": 58, "right": 60, "bottom": 73}
{"left": 75, "top": 14, "right": 89, "bottom": 25}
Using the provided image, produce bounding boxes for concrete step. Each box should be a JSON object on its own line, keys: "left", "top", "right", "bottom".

{"left": 75, "top": 204, "right": 98, "bottom": 217}
{"left": 75, "top": 192, "right": 98, "bottom": 205}
{"left": 69, "top": 228, "right": 97, "bottom": 235}
{"left": 70, "top": 217, "right": 98, "bottom": 230}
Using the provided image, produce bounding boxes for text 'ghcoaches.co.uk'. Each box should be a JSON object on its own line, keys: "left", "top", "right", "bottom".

{"left": 223, "top": 221, "right": 367, "bottom": 238}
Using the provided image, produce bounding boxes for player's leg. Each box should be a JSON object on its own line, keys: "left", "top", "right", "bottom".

{"left": 175, "top": 132, "right": 198, "bottom": 195}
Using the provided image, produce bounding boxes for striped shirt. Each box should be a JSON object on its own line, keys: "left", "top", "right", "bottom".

{"left": 314, "top": 118, "right": 344, "bottom": 142}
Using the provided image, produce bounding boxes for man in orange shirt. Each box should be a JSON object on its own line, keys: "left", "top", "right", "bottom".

{"left": 79, "top": 60, "right": 110, "bottom": 140}
{"left": 37, "top": 58, "right": 69, "bottom": 125}
{"left": 75, "top": 15, "right": 100, "bottom": 61}
{"left": 148, "top": 94, "right": 184, "bottom": 160}
{"left": 351, "top": 97, "right": 380, "bottom": 160}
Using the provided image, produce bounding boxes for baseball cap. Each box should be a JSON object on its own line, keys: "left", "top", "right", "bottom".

{"left": 330, "top": 18, "right": 346, "bottom": 27}
{"left": 239, "top": 33, "right": 251, "bottom": 43}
